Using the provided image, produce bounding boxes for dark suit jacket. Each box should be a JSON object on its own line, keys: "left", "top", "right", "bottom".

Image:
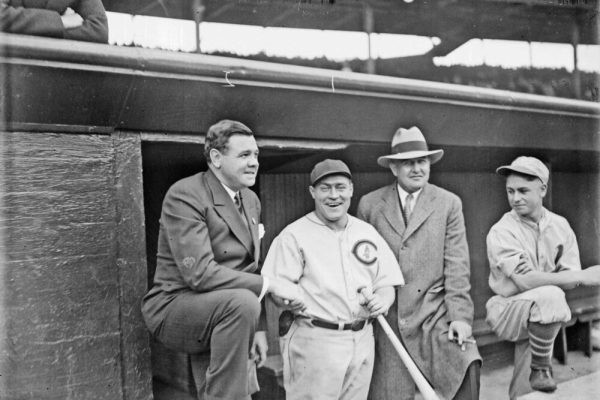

{"left": 142, "top": 169, "right": 264, "bottom": 335}
{"left": 1, "top": 0, "right": 108, "bottom": 43}
{"left": 358, "top": 183, "right": 481, "bottom": 399}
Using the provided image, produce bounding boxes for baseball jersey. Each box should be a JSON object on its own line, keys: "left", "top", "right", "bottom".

{"left": 487, "top": 208, "right": 581, "bottom": 298}
{"left": 262, "top": 212, "right": 404, "bottom": 322}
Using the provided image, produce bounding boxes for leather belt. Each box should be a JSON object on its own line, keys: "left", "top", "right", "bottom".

{"left": 310, "top": 318, "right": 373, "bottom": 331}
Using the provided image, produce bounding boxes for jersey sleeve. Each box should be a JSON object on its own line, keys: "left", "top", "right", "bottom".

{"left": 555, "top": 220, "right": 581, "bottom": 272}
{"left": 486, "top": 224, "right": 523, "bottom": 278}
{"left": 261, "top": 231, "right": 304, "bottom": 283}
{"left": 371, "top": 230, "right": 404, "bottom": 290}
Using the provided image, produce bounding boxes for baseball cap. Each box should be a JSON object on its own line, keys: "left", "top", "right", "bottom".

{"left": 496, "top": 156, "right": 549, "bottom": 185}
{"left": 310, "top": 159, "right": 352, "bottom": 185}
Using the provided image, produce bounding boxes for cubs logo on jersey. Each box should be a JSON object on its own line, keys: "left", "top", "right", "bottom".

{"left": 352, "top": 240, "right": 378, "bottom": 265}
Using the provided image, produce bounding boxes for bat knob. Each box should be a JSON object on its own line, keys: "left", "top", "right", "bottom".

{"left": 357, "top": 286, "right": 373, "bottom": 297}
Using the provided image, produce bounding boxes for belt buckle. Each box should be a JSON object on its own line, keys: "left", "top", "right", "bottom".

{"left": 350, "top": 320, "right": 364, "bottom": 331}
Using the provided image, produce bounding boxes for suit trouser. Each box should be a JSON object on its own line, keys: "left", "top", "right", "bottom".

{"left": 155, "top": 288, "right": 261, "bottom": 400}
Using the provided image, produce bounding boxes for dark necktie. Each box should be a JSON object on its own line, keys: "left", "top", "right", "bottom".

{"left": 235, "top": 193, "right": 250, "bottom": 232}
{"left": 234, "top": 192, "right": 244, "bottom": 215}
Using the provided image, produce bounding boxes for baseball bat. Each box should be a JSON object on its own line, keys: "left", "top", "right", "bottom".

{"left": 359, "top": 287, "right": 441, "bottom": 400}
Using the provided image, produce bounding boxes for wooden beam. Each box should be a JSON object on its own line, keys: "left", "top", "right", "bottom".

{"left": 113, "top": 131, "right": 153, "bottom": 400}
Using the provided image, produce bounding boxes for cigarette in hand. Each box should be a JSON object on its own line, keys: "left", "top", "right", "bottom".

{"left": 450, "top": 337, "right": 476, "bottom": 344}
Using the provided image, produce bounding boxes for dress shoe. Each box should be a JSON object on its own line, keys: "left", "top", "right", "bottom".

{"left": 529, "top": 367, "right": 557, "bottom": 392}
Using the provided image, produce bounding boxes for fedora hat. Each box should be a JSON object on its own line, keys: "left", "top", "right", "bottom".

{"left": 377, "top": 126, "right": 444, "bottom": 168}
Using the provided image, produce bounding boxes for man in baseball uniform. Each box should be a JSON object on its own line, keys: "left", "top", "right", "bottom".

{"left": 486, "top": 156, "right": 600, "bottom": 398}
{"left": 262, "top": 159, "right": 405, "bottom": 400}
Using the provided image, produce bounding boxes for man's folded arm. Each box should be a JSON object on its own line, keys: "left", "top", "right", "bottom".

{"left": 487, "top": 227, "right": 525, "bottom": 277}
{"left": 510, "top": 270, "right": 581, "bottom": 292}
{"left": 0, "top": 5, "right": 63, "bottom": 36}
{"left": 66, "top": 0, "right": 108, "bottom": 43}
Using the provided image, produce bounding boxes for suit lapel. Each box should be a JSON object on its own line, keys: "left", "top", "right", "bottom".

{"left": 380, "top": 185, "right": 405, "bottom": 237}
{"left": 206, "top": 170, "right": 254, "bottom": 254}
{"left": 403, "top": 184, "right": 435, "bottom": 240}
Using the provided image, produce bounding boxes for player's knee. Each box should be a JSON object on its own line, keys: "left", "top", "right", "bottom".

{"left": 226, "top": 289, "right": 261, "bottom": 323}
{"left": 534, "top": 285, "right": 566, "bottom": 302}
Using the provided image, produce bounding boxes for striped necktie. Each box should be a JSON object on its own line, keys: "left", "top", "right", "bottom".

{"left": 405, "top": 193, "right": 414, "bottom": 221}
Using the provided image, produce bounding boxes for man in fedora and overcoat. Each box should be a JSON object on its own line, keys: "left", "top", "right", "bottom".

{"left": 358, "top": 126, "right": 482, "bottom": 400}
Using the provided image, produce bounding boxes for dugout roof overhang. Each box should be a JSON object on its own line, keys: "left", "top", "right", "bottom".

{"left": 103, "top": 0, "right": 599, "bottom": 57}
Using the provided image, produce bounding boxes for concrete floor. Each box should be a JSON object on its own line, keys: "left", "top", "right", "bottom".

{"left": 412, "top": 349, "right": 600, "bottom": 400}
{"left": 156, "top": 348, "right": 600, "bottom": 400}
{"left": 518, "top": 370, "right": 600, "bottom": 400}
{"left": 483, "top": 350, "right": 600, "bottom": 400}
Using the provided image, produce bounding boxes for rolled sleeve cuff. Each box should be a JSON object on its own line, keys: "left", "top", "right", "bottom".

{"left": 497, "top": 254, "right": 521, "bottom": 277}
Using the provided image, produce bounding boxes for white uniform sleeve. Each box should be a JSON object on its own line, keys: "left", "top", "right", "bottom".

{"left": 556, "top": 221, "right": 581, "bottom": 272}
{"left": 261, "top": 232, "right": 304, "bottom": 283}
{"left": 486, "top": 226, "right": 523, "bottom": 278}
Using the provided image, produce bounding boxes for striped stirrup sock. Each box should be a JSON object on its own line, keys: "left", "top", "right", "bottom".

{"left": 528, "top": 321, "right": 561, "bottom": 369}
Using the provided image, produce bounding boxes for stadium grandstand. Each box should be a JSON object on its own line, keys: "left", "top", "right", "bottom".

{"left": 102, "top": 0, "right": 600, "bottom": 101}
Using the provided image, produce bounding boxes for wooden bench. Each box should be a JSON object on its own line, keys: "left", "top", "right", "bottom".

{"left": 473, "top": 318, "right": 501, "bottom": 347}
{"left": 553, "top": 285, "right": 600, "bottom": 364}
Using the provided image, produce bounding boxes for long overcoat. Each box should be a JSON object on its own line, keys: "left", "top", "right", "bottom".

{"left": 357, "top": 182, "right": 481, "bottom": 400}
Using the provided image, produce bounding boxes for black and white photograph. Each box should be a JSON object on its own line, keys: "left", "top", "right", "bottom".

{"left": 1, "top": 1, "right": 599, "bottom": 399}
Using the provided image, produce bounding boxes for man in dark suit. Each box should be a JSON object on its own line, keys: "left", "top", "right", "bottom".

{"left": 357, "top": 126, "right": 481, "bottom": 400}
{"left": 142, "top": 119, "right": 303, "bottom": 400}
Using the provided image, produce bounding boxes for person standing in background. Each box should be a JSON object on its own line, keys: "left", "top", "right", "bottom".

{"left": 358, "top": 126, "right": 481, "bottom": 400}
